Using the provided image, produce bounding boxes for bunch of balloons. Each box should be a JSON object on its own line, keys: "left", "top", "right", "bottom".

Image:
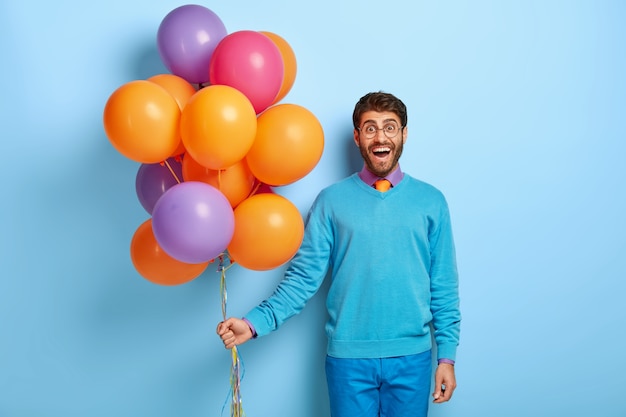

{"left": 103, "top": 4, "right": 324, "bottom": 286}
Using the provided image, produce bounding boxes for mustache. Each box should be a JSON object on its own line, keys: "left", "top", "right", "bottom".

{"left": 367, "top": 141, "right": 395, "bottom": 151}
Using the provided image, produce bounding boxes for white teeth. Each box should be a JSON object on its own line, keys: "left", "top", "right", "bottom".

{"left": 373, "top": 147, "right": 391, "bottom": 153}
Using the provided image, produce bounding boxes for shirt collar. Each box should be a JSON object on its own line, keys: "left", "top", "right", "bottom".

{"left": 358, "top": 164, "right": 404, "bottom": 187}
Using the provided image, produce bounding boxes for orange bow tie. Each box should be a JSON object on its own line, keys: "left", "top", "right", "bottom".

{"left": 374, "top": 179, "right": 391, "bottom": 192}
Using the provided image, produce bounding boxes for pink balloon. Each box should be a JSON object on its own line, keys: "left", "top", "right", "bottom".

{"left": 209, "top": 31, "right": 284, "bottom": 114}
{"left": 151, "top": 182, "right": 234, "bottom": 264}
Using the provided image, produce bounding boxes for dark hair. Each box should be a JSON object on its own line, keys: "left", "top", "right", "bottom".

{"left": 352, "top": 91, "right": 408, "bottom": 129}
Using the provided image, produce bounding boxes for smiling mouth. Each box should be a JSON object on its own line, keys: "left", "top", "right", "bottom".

{"left": 372, "top": 145, "right": 391, "bottom": 158}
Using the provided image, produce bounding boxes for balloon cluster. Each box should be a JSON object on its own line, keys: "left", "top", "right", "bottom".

{"left": 103, "top": 4, "right": 324, "bottom": 286}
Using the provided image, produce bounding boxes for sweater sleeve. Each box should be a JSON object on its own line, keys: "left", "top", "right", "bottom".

{"left": 245, "top": 195, "right": 332, "bottom": 337}
{"left": 428, "top": 199, "right": 461, "bottom": 361}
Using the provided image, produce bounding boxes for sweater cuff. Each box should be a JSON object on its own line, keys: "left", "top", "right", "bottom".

{"left": 242, "top": 317, "right": 257, "bottom": 338}
{"left": 436, "top": 343, "right": 457, "bottom": 362}
{"left": 438, "top": 358, "right": 455, "bottom": 365}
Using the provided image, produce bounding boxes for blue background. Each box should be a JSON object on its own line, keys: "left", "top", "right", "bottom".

{"left": 1, "top": 1, "right": 625, "bottom": 416}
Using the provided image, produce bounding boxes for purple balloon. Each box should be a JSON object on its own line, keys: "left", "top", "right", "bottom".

{"left": 135, "top": 157, "right": 183, "bottom": 214}
{"left": 157, "top": 5, "right": 227, "bottom": 84}
{"left": 152, "top": 181, "right": 234, "bottom": 264}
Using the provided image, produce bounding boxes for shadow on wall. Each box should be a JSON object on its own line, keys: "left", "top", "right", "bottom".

{"left": 344, "top": 130, "right": 363, "bottom": 175}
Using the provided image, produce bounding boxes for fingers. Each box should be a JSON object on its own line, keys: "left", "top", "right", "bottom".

{"left": 216, "top": 319, "right": 240, "bottom": 349}
{"left": 216, "top": 320, "right": 229, "bottom": 336}
{"left": 432, "top": 384, "right": 453, "bottom": 403}
{"left": 432, "top": 384, "right": 444, "bottom": 403}
{"left": 433, "top": 382, "right": 456, "bottom": 403}
{"left": 222, "top": 332, "right": 236, "bottom": 349}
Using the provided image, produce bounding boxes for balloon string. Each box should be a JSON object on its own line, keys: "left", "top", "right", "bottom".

{"left": 219, "top": 253, "right": 244, "bottom": 417}
{"left": 163, "top": 159, "right": 181, "bottom": 184}
{"left": 230, "top": 346, "right": 244, "bottom": 417}
{"left": 247, "top": 181, "right": 262, "bottom": 199}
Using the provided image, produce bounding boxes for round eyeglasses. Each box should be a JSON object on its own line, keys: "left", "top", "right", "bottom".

{"left": 357, "top": 122, "right": 404, "bottom": 139}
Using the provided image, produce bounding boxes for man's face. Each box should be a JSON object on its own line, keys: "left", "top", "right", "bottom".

{"left": 353, "top": 111, "right": 408, "bottom": 178}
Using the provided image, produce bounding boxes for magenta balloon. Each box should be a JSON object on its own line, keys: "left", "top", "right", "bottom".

{"left": 152, "top": 181, "right": 235, "bottom": 264}
{"left": 157, "top": 5, "right": 227, "bottom": 84}
{"left": 135, "top": 157, "right": 183, "bottom": 214}
{"left": 209, "top": 30, "right": 284, "bottom": 114}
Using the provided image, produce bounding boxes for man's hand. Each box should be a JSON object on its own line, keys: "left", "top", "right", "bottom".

{"left": 216, "top": 318, "right": 253, "bottom": 349}
{"left": 432, "top": 363, "right": 457, "bottom": 403}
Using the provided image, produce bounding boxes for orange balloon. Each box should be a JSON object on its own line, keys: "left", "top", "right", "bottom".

{"left": 227, "top": 194, "right": 304, "bottom": 271}
{"left": 130, "top": 219, "right": 208, "bottom": 285}
{"left": 148, "top": 74, "right": 197, "bottom": 109}
{"left": 148, "top": 74, "right": 197, "bottom": 157}
{"left": 103, "top": 80, "right": 180, "bottom": 163}
{"left": 180, "top": 85, "right": 257, "bottom": 170}
{"left": 260, "top": 31, "right": 297, "bottom": 104}
{"left": 246, "top": 104, "right": 324, "bottom": 186}
{"left": 182, "top": 154, "right": 256, "bottom": 208}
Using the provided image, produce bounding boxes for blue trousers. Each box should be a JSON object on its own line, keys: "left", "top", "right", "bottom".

{"left": 325, "top": 351, "right": 432, "bottom": 417}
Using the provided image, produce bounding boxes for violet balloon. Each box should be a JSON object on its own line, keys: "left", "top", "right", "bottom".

{"left": 209, "top": 30, "right": 284, "bottom": 114}
{"left": 152, "top": 182, "right": 235, "bottom": 264}
{"left": 157, "top": 5, "right": 227, "bottom": 84}
{"left": 135, "top": 157, "right": 183, "bottom": 214}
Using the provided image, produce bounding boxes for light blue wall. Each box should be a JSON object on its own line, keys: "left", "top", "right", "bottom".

{"left": 1, "top": 1, "right": 625, "bottom": 416}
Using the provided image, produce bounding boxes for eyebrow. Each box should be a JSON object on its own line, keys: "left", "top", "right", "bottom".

{"left": 361, "top": 118, "right": 400, "bottom": 125}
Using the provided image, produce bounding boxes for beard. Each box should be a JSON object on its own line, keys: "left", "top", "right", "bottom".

{"left": 359, "top": 139, "right": 404, "bottom": 178}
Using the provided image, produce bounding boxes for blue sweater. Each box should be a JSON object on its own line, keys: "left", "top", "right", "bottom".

{"left": 245, "top": 173, "right": 461, "bottom": 360}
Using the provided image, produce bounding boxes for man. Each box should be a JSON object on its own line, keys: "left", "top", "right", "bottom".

{"left": 217, "top": 91, "right": 461, "bottom": 417}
